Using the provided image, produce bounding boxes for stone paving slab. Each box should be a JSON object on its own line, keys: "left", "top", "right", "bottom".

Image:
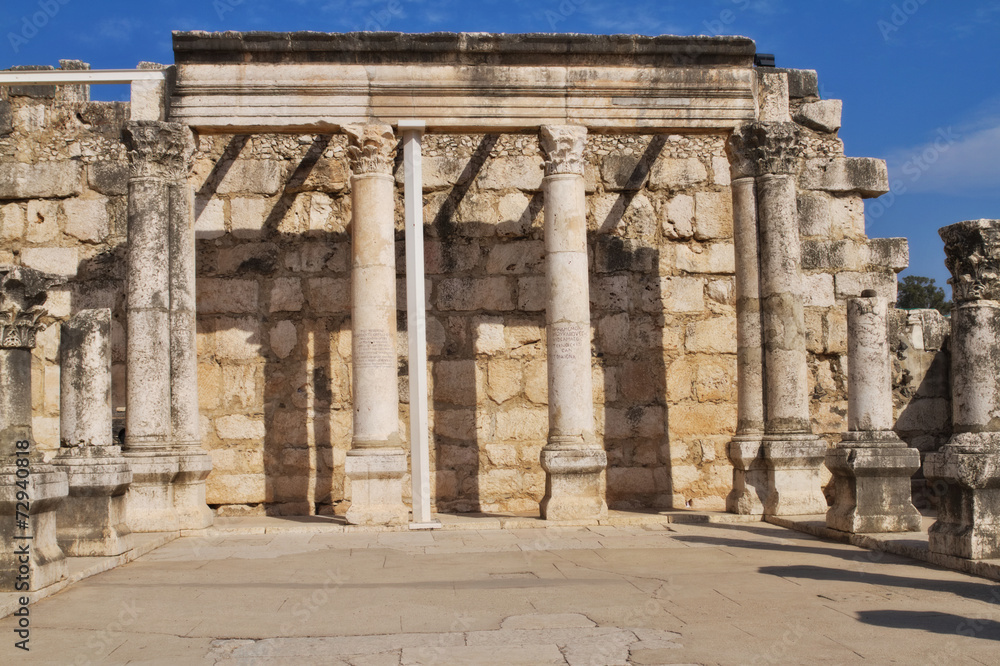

{"left": 3, "top": 520, "right": 1000, "bottom": 664}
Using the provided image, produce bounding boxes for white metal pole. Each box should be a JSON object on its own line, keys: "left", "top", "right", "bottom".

{"left": 399, "top": 119, "right": 439, "bottom": 529}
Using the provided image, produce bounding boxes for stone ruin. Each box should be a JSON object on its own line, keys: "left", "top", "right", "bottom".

{"left": 0, "top": 31, "right": 997, "bottom": 592}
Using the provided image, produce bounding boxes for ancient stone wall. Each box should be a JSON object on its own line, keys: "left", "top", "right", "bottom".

{"left": 1, "top": 71, "right": 930, "bottom": 517}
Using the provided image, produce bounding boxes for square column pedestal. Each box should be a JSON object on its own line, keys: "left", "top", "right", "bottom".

{"left": 925, "top": 442, "right": 1000, "bottom": 560}
{"left": 826, "top": 435, "right": 922, "bottom": 533}
{"left": 0, "top": 465, "right": 68, "bottom": 591}
{"left": 540, "top": 448, "right": 608, "bottom": 521}
{"left": 53, "top": 448, "right": 133, "bottom": 557}
{"left": 763, "top": 438, "right": 828, "bottom": 516}
{"left": 123, "top": 451, "right": 180, "bottom": 533}
{"left": 345, "top": 451, "right": 409, "bottom": 526}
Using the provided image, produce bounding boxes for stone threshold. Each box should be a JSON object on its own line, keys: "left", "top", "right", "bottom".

{"left": 196, "top": 508, "right": 759, "bottom": 536}
{"left": 767, "top": 513, "right": 1000, "bottom": 584}
{"left": 0, "top": 531, "right": 179, "bottom": 619}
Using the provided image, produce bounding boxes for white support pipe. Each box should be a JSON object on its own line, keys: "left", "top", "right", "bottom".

{"left": 399, "top": 119, "right": 439, "bottom": 529}
{"left": 0, "top": 69, "right": 166, "bottom": 84}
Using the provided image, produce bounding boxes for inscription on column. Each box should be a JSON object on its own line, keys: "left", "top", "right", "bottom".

{"left": 355, "top": 329, "right": 395, "bottom": 369}
{"left": 551, "top": 325, "right": 587, "bottom": 361}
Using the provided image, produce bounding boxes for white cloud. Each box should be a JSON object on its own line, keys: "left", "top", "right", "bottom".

{"left": 886, "top": 119, "right": 1000, "bottom": 196}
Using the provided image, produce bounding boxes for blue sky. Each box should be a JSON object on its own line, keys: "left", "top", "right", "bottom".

{"left": 4, "top": 0, "right": 999, "bottom": 294}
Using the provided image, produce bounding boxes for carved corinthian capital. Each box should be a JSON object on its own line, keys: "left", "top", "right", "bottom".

{"left": 0, "top": 265, "right": 62, "bottom": 349}
{"left": 940, "top": 219, "right": 1000, "bottom": 303}
{"left": 540, "top": 125, "right": 587, "bottom": 176}
{"left": 725, "top": 121, "right": 800, "bottom": 179}
{"left": 123, "top": 121, "right": 195, "bottom": 182}
{"left": 344, "top": 123, "right": 396, "bottom": 176}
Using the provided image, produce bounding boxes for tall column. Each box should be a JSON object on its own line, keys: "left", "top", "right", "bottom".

{"left": 726, "top": 165, "right": 767, "bottom": 515}
{"left": 727, "top": 122, "right": 827, "bottom": 516}
{"left": 122, "top": 121, "right": 190, "bottom": 532}
{"left": 826, "top": 292, "right": 921, "bottom": 533}
{"left": 538, "top": 124, "right": 607, "bottom": 521}
{"left": 53, "top": 309, "right": 134, "bottom": 556}
{"left": 926, "top": 219, "right": 1000, "bottom": 559}
{"left": 343, "top": 123, "right": 408, "bottom": 526}
{"left": 0, "top": 266, "right": 68, "bottom": 591}
{"left": 168, "top": 133, "right": 213, "bottom": 530}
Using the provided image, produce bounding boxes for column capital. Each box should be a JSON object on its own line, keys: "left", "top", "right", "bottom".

{"left": 344, "top": 123, "right": 396, "bottom": 176}
{"left": 725, "top": 121, "right": 800, "bottom": 179}
{"left": 540, "top": 124, "right": 587, "bottom": 176}
{"left": 940, "top": 219, "right": 1000, "bottom": 303}
{"left": 0, "top": 265, "right": 60, "bottom": 349}
{"left": 123, "top": 121, "right": 195, "bottom": 181}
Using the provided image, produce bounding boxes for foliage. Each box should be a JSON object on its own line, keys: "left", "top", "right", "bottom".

{"left": 896, "top": 275, "right": 950, "bottom": 314}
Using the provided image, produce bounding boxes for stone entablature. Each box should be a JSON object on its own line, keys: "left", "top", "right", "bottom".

{"left": 169, "top": 32, "right": 757, "bottom": 132}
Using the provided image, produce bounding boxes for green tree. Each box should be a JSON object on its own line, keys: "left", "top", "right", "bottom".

{"left": 896, "top": 275, "right": 950, "bottom": 314}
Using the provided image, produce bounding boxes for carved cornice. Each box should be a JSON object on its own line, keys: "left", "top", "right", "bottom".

{"left": 940, "top": 219, "right": 1000, "bottom": 303}
{"left": 725, "top": 121, "right": 800, "bottom": 179}
{"left": 344, "top": 123, "right": 395, "bottom": 175}
{"left": 123, "top": 121, "right": 195, "bottom": 181}
{"left": 540, "top": 125, "right": 587, "bottom": 176}
{"left": 0, "top": 266, "right": 60, "bottom": 349}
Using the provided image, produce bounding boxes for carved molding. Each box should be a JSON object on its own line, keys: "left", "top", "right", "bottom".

{"left": 123, "top": 121, "right": 195, "bottom": 181}
{"left": 0, "top": 266, "right": 59, "bottom": 350}
{"left": 725, "top": 121, "right": 800, "bottom": 179}
{"left": 344, "top": 123, "right": 396, "bottom": 175}
{"left": 540, "top": 125, "right": 587, "bottom": 176}
{"left": 940, "top": 220, "right": 1000, "bottom": 302}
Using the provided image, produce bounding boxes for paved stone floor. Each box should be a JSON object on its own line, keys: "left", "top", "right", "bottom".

{"left": 4, "top": 520, "right": 1000, "bottom": 664}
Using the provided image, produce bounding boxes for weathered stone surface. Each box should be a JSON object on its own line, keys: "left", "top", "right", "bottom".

{"left": 0, "top": 100, "right": 11, "bottom": 136}
{"left": 800, "top": 157, "right": 889, "bottom": 198}
{"left": 215, "top": 160, "right": 284, "bottom": 195}
{"left": 63, "top": 198, "right": 110, "bottom": 242}
{"left": 772, "top": 67, "right": 819, "bottom": 98}
{"left": 25, "top": 199, "right": 60, "bottom": 242}
{"left": 21, "top": 247, "right": 79, "bottom": 277}
{"left": 269, "top": 321, "right": 297, "bottom": 359}
{"left": 694, "top": 191, "right": 733, "bottom": 240}
{"left": 87, "top": 162, "right": 129, "bottom": 196}
{"left": 197, "top": 279, "right": 258, "bottom": 313}
{"left": 794, "top": 99, "right": 842, "bottom": 133}
{"left": 269, "top": 278, "right": 304, "bottom": 312}
{"left": 649, "top": 158, "right": 707, "bottom": 190}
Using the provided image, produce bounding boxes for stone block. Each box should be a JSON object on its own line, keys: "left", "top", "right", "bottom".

{"left": 269, "top": 277, "right": 304, "bottom": 312}
{"left": 794, "top": 99, "right": 842, "bottom": 133}
{"left": 486, "top": 359, "right": 521, "bottom": 404}
{"left": 660, "top": 277, "right": 704, "bottom": 313}
{"left": 591, "top": 275, "right": 628, "bottom": 312}
{"left": 214, "top": 317, "right": 263, "bottom": 360}
{"left": 432, "top": 360, "right": 478, "bottom": 407}
{"left": 25, "top": 200, "right": 60, "bottom": 242}
{"left": 231, "top": 197, "right": 271, "bottom": 239}
{"left": 215, "top": 160, "right": 284, "bottom": 195}
{"left": 650, "top": 157, "right": 708, "bottom": 190}
{"left": 306, "top": 277, "right": 350, "bottom": 313}
{"left": 694, "top": 356, "right": 737, "bottom": 402}
{"left": 596, "top": 312, "right": 629, "bottom": 356}
{"left": 286, "top": 157, "right": 347, "bottom": 193}
{"left": 831, "top": 195, "right": 865, "bottom": 238}
{"left": 0, "top": 161, "right": 82, "bottom": 199}
{"left": 600, "top": 154, "right": 652, "bottom": 190}
{"left": 194, "top": 198, "right": 226, "bottom": 240}
{"left": 524, "top": 359, "right": 547, "bottom": 404}
{"left": 866, "top": 237, "right": 909, "bottom": 272}
{"left": 414, "top": 156, "right": 466, "bottom": 190}
{"left": 433, "top": 409, "right": 476, "bottom": 440}
{"left": 772, "top": 68, "right": 819, "bottom": 98}
{"left": 797, "top": 190, "right": 831, "bottom": 237}
{"left": 207, "top": 473, "right": 266, "bottom": 504}
{"left": 63, "top": 197, "right": 110, "bottom": 242}
{"left": 711, "top": 156, "right": 731, "bottom": 186}
{"left": 87, "top": 161, "right": 129, "bottom": 196}
{"left": 895, "top": 397, "right": 950, "bottom": 433}
{"left": 758, "top": 71, "right": 790, "bottom": 122}
{"left": 477, "top": 156, "right": 545, "bottom": 191}
{"left": 685, "top": 317, "right": 737, "bottom": 354}
{"left": 800, "top": 157, "right": 890, "bottom": 198}
{"left": 607, "top": 467, "right": 656, "bottom": 497}
{"left": 675, "top": 243, "right": 735, "bottom": 275}
{"left": 0, "top": 203, "right": 25, "bottom": 240}
{"left": 473, "top": 316, "right": 505, "bottom": 354}
{"left": 802, "top": 273, "right": 835, "bottom": 307}
{"left": 801, "top": 239, "right": 865, "bottom": 272}
{"left": 437, "top": 277, "right": 515, "bottom": 311}
{"left": 0, "top": 100, "right": 11, "bottom": 135}
{"left": 485, "top": 240, "right": 544, "bottom": 275}
{"left": 834, "top": 271, "right": 897, "bottom": 303}
{"left": 21, "top": 247, "right": 78, "bottom": 277}
{"left": 495, "top": 407, "right": 547, "bottom": 442}
{"left": 197, "top": 278, "right": 258, "bottom": 313}
{"left": 668, "top": 403, "right": 737, "bottom": 437}
{"left": 663, "top": 194, "right": 694, "bottom": 239}
{"left": 215, "top": 414, "right": 266, "bottom": 440}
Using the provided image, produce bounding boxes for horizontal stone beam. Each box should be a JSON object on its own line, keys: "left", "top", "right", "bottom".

{"left": 799, "top": 157, "right": 890, "bottom": 198}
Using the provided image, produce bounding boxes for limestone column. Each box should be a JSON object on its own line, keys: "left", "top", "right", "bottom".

{"left": 53, "top": 309, "right": 134, "bottom": 556}
{"left": 122, "top": 121, "right": 188, "bottom": 532}
{"left": 538, "top": 124, "right": 607, "bottom": 521}
{"left": 725, "top": 160, "right": 767, "bottom": 515}
{"left": 168, "top": 134, "right": 213, "bottom": 530}
{"left": 925, "top": 219, "right": 1000, "bottom": 559}
{"left": 826, "top": 292, "right": 921, "bottom": 533}
{"left": 0, "top": 266, "right": 68, "bottom": 591}
{"left": 343, "top": 123, "right": 408, "bottom": 526}
{"left": 727, "top": 121, "right": 827, "bottom": 516}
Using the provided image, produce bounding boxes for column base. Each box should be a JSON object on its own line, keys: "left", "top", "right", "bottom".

{"left": 0, "top": 464, "right": 68, "bottom": 592}
{"left": 123, "top": 450, "right": 180, "bottom": 533}
{"left": 925, "top": 442, "right": 1000, "bottom": 560}
{"left": 53, "top": 447, "right": 134, "bottom": 557}
{"left": 540, "top": 448, "right": 608, "bottom": 521}
{"left": 762, "top": 437, "right": 828, "bottom": 516}
{"left": 825, "top": 435, "right": 921, "bottom": 534}
{"left": 345, "top": 450, "right": 408, "bottom": 526}
{"left": 727, "top": 437, "right": 766, "bottom": 515}
{"left": 173, "top": 448, "right": 214, "bottom": 530}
